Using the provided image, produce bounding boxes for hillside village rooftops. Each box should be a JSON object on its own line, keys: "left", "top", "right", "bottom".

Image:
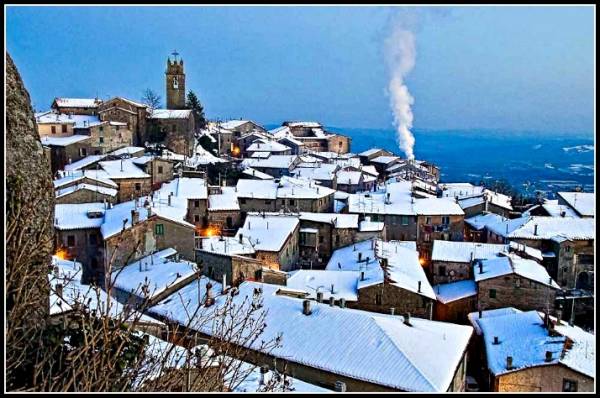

{"left": 475, "top": 309, "right": 594, "bottom": 379}
{"left": 432, "top": 241, "right": 508, "bottom": 263}
{"left": 64, "top": 154, "right": 107, "bottom": 171}
{"left": 111, "top": 249, "right": 197, "bottom": 300}
{"left": 241, "top": 155, "right": 297, "bottom": 170}
{"left": 208, "top": 187, "right": 239, "bottom": 211}
{"left": 55, "top": 183, "right": 118, "bottom": 199}
{"left": 286, "top": 270, "right": 360, "bottom": 301}
{"left": 53, "top": 97, "right": 101, "bottom": 108}
{"left": 433, "top": 280, "right": 477, "bottom": 304}
{"left": 235, "top": 213, "right": 299, "bottom": 252}
{"left": 41, "top": 134, "right": 91, "bottom": 147}
{"left": 151, "top": 281, "right": 472, "bottom": 392}
{"left": 149, "top": 109, "right": 192, "bottom": 119}
{"left": 198, "top": 236, "right": 256, "bottom": 256}
{"left": 473, "top": 253, "right": 560, "bottom": 289}
{"left": 487, "top": 215, "right": 595, "bottom": 241}
{"left": 556, "top": 192, "right": 595, "bottom": 217}
{"left": 54, "top": 202, "right": 106, "bottom": 230}
{"left": 99, "top": 159, "right": 151, "bottom": 179}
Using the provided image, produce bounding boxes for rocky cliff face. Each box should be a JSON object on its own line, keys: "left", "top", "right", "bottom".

{"left": 6, "top": 53, "right": 55, "bottom": 389}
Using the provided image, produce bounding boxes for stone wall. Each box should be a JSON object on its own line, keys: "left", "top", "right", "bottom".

{"left": 477, "top": 275, "right": 558, "bottom": 313}
{"left": 55, "top": 187, "right": 116, "bottom": 205}
{"left": 355, "top": 283, "right": 434, "bottom": 319}
{"left": 432, "top": 260, "right": 472, "bottom": 285}
{"left": 114, "top": 177, "right": 152, "bottom": 203}
{"left": 494, "top": 364, "right": 593, "bottom": 392}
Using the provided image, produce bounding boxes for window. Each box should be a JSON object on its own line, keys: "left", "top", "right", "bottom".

{"left": 194, "top": 200, "right": 200, "bottom": 208}
{"left": 489, "top": 289, "right": 497, "bottom": 299}
{"left": 442, "top": 216, "right": 450, "bottom": 225}
{"left": 515, "top": 278, "right": 521, "bottom": 288}
{"left": 289, "top": 199, "right": 295, "bottom": 206}
{"left": 79, "top": 148, "right": 87, "bottom": 157}
{"left": 426, "top": 217, "right": 432, "bottom": 225}
{"left": 240, "top": 198, "right": 247, "bottom": 205}
{"left": 226, "top": 217, "right": 233, "bottom": 229}
{"left": 194, "top": 215, "right": 200, "bottom": 223}
{"left": 375, "top": 293, "right": 382, "bottom": 305}
{"left": 438, "top": 265, "right": 446, "bottom": 276}
{"left": 99, "top": 126, "right": 104, "bottom": 132}
{"left": 563, "top": 379, "right": 578, "bottom": 392}
{"left": 265, "top": 200, "right": 272, "bottom": 205}
{"left": 401, "top": 215, "right": 409, "bottom": 226}
{"left": 51, "top": 126, "right": 57, "bottom": 134}
{"left": 135, "top": 183, "right": 142, "bottom": 191}
{"left": 99, "top": 137, "right": 104, "bottom": 144}
{"left": 155, "top": 224, "right": 164, "bottom": 236}
{"left": 158, "top": 166, "right": 163, "bottom": 174}
{"left": 61, "top": 124, "right": 68, "bottom": 133}
{"left": 67, "top": 235, "right": 75, "bottom": 247}
{"left": 115, "top": 125, "right": 120, "bottom": 131}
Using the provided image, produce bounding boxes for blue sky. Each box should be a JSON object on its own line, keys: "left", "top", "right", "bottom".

{"left": 6, "top": 5, "right": 595, "bottom": 134}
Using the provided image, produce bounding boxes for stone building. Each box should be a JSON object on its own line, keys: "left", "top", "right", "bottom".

{"left": 269, "top": 122, "right": 350, "bottom": 154}
{"left": 433, "top": 280, "right": 478, "bottom": 323}
{"left": 98, "top": 158, "right": 152, "bottom": 202}
{"left": 97, "top": 97, "right": 148, "bottom": 146}
{"left": 55, "top": 183, "right": 118, "bottom": 205}
{"left": 148, "top": 109, "right": 195, "bottom": 157}
{"left": 471, "top": 309, "right": 594, "bottom": 392}
{"left": 131, "top": 156, "right": 176, "bottom": 190}
{"left": 474, "top": 253, "right": 560, "bottom": 313}
{"left": 207, "top": 186, "right": 242, "bottom": 236}
{"left": 41, "top": 135, "right": 93, "bottom": 174}
{"left": 87, "top": 120, "right": 133, "bottom": 154}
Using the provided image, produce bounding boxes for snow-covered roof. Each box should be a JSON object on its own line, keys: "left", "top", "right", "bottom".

{"left": 336, "top": 170, "right": 363, "bottom": 185}
{"left": 286, "top": 270, "right": 360, "bottom": 301}
{"left": 358, "top": 148, "right": 383, "bottom": 157}
{"left": 539, "top": 199, "right": 580, "bottom": 218}
{"left": 284, "top": 121, "right": 322, "bottom": 128}
{"left": 235, "top": 213, "right": 299, "bottom": 252}
{"left": 41, "top": 134, "right": 91, "bottom": 147}
{"left": 433, "top": 280, "right": 477, "bottom": 304}
{"left": 63, "top": 154, "right": 107, "bottom": 171}
{"left": 49, "top": 256, "right": 160, "bottom": 324}
{"left": 54, "top": 169, "right": 118, "bottom": 189}
{"left": 359, "top": 218, "right": 385, "bottom": 232}
{"left": 55, "top": 183, "right": 118, "bottom": 199}
{"left": 54, "top": 202, "right": 106, "bottom": 230}
{"left": 150, "top": 281, "right": 472, "bottom": 392}
{"left": 464, "top": 212, "right": 506, "bottom": 231}
{"left": 99, "top": 158, "right": 150, "bottom": 179}
{"left": 250, "top": 151, "right": 272, "bottom": 159}
{"left": 236, "top": 179, "right": 278, "bottom": 199}
{"left": 109, "top": 146, "right": 145, "bottom": 157}
{"left": 158, "top": 177, "right": 208, "bottom": 200}
{"left": 490, "top": 216, "right": 595, "bottom": 241}
{"left": 299, "top": 212, "right": 359, "bottom": 229}
{"left": 149, "top": 109, "right": 192, "bottom": 119}
{"left": 508, "top": 241, "right": 543, "bottom": 262}
{"left": 198, "top": 236, "right": 256, "bottom": 256}
{"left": 53, "top": 97, "right": 100, "bottom": 108}
{"left": 371, "top": 155, "right": 400, "bottom": 165}
{"left": 220, "top": 120, "right": 252, "bottom": 130}
{"left": 432, "top": 240, "right": 508, "bottom": 263}
{"left": 325, "top": 239, "right": 435, "bottom": 299}
{"left": 476, "top": 309, "right": 594, "bottom": 379}
{"left": 292, "top": 163, "right": 339, "bottom": 181}
{"left": 241, "top": 167, "right": 274, "bottom": 180}
{"left": 208, "top": 186, "right": 240, "bottom": 211}
{"left": 111, "top": 249, "right": 197, "bottom": 300}
{"left": 556, "top": 192, "right": 595, "bottom": 217}
{"left": 241, "top": 155, "right": 297, "bottom": 170}
{"left": 474, "top": 253, "right": 560, "bottom": 289}
{"left": 236, "top": 176, "right": 335, "bottom": 201}
{"left": 35, "top": 112, "right": 100, "bottom": 128}
{"left": 247, "top": 139, "right": 291, "bottom": 153}
{"left": 439, "top": 183, "right": 484, "bottom": 199}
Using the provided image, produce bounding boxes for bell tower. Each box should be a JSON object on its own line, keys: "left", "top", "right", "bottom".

{"left": 166, "top": 50, "right": 186, "bottom": 109}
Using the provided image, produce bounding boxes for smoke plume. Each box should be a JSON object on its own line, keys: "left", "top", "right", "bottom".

{"left": 384, "top": 15, "right": 417, "bottom": 160}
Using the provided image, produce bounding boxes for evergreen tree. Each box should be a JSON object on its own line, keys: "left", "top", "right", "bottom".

{"left": 186, "top": 90, "right": 207, "bottom": 130}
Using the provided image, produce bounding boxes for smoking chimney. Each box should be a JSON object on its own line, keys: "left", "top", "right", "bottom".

{"left": 302, "top": 299, "right": 312, "bottom": 315}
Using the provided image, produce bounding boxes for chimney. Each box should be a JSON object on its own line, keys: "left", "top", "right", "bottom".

{"left": 239, "top": 233, "right": 243, "bottom": 244}
{"left": 506, "top": 356, "right": 513, "bottom": 370}
{"left": 404, "top": 313, "right": 411, "bottom": 326}
{"left": 556, "top": 305, "right": 563, "bottom": 325}
{"left": 56, "top": 283, "right": 63, "bottom": 297}
{"left": 339, "top": 298, "right": 346, "bottom": 309}
{"left": 222, "top": 273, "right": 227, "bottom": 290}
{"left": 334, "top": 381, "right": 347, "bottom": 392}
{"left": 259, "top": 365, "right": 269, "bottom": 386}
{"left": 390, "top": 307, "right": 395, "bottom": 316}
{"left": 478, "top": 261, "right": 483, "bottom": 274}
{"left": 545, "top": 351, "right": 553, "bottom": 362}
{"left": 331, "top": 283, "right": 335, "bottom": 294}
{"left": 316, "top": 291, "right": 324, "bottom": 303}
{"left": 358, "top": 252, "right": 362, "bottom": 262}
{"left": 120, "top": 158, "right": 124, "bottom": 172}
{"left": 329, "top": 296, "right": 335, "bottom": 307}
{"left": 418, "top": 281, "right": 422, "bottom": 293}
{"left": 493, "top": 336, "right": 500, "bottom": 345}
{"left": 131, "top": 209, "right": 139, "bottom": 225}
{"left": 478, "top": 309, "right": 483, "bottom": 319}
{"left": 147, "top": 206, "right": 152, "bottom": 218}
{"left": 302, "top": 299, "right": 312, "bottom": 315}
{"left": 533, "top": 224, "right": 538, "bottom": 236}
{"left": 205, "top": 282, "right": 214, "bottom": 307}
